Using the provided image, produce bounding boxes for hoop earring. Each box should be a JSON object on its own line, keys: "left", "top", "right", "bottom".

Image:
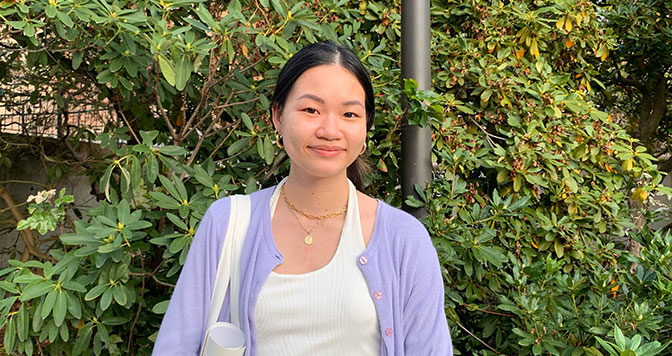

{"left": 360, "top": 143, "right": 366, "bottom": 155}
{"left": 276, "top": 132, "right": 284, "bottom": 149}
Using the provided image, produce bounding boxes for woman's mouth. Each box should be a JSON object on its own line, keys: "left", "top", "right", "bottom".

{"left": 309, "top": 145, "right": 344, "bottom": 157}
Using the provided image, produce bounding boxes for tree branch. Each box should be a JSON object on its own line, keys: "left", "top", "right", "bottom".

{"left": 0, "top": 184, "right": 55, "bottom": 262}
{"left": 152, "top": 65, "right": 178, "bottom": 141}
{"left": 637, "top": 73, "right": 667, "bottom": 142}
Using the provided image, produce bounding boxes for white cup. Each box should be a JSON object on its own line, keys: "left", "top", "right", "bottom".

{"left": 201, "top": 322, "right": 246, "bottom": 356}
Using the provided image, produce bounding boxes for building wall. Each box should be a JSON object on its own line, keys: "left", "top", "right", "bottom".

{"left": 0, "top": 152, "right": 99, "bottom": 267}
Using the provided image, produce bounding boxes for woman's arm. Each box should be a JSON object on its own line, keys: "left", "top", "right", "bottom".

{"left": 152, "top": 199, "right": 231, "bottom": 356}
{"left": 402, "top": 223, "right": 453, "bottom": 355}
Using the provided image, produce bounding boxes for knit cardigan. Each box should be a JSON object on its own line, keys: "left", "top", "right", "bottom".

{"left": 153, "top": 185, "right": 453, "bottom": 356}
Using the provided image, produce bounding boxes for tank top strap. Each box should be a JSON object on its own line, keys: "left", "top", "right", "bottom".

{"left": 340, "top": 179, "right": 366, "bottom": 254}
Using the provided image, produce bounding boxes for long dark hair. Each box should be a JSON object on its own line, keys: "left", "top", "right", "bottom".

{"left": 270, "top": 41, "right": 374, "bottom": 191}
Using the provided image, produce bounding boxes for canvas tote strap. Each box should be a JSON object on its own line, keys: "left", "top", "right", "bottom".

{"left": 206, "top": 194, "right": 251, "bottom": 328}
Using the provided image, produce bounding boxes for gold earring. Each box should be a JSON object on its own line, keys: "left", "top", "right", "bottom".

{"left": 276, "top": 132, "right": 284, "bottom": 149}
{"left": 360, "top": 144, "right": 366, "bottom": 155}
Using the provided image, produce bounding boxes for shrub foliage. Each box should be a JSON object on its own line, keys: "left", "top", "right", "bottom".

{"left": 1, "top": 0, "right": 671, "bottom": 355}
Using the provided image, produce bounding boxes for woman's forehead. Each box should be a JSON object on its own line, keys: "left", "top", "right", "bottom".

{"left": 288, "top": 64, "right": 366, "bottom": 101}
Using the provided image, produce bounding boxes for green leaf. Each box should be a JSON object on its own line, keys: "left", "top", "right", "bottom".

{"left": 158, "top": 56, "right": 176, "bottom": 86}
{"left": 159, "top": 175, "right": 182, "bottom": 201}
{"left": 98, "top": 243, "right": 118, "bottom": 254}
{"left": 53, "top": 291, "right": 67, "bottom": 326}
{"left": 41, "top": 289, "right": 58, "bottom": 319}
{"left": 100, "top": 288, "right": 113, "bottom": 310}
{"left": 84, "top": 285, "right": 107, "bottom": 301}
{"left": 73, "top": 323, "right": 93, "bottom": 356}
{"left": 62, "top": 281, "right": 86, "bottom": 293}
{"left": 32, "top": 301, "right": 43, "bottom": 332}
{"left": 242, "top": 113, "right": 254, "bottom": 131}
{"left": 456, "top": 105, "right": 474, "bottom": 114}
{"left": 0, "top": 281, "right": 19, "bottom": 293}
{"left": 117, "top": 199, "right": 130, "bottom": 224}
{"left": 174, "top": 56, "right": 192, "bottom": 91}
{"left": 65, "top": 292, "right": 82, "bottom": 319}
{"left": 72, "top": 51, "right": 84, "bottom": 70}
{"left": 554, "top": 239, "right": 564, "bottom": 258}
{"left": 263, "top": 136, "right": 274, "bottom": 164}
{"left": 5, "top": 316, "right": 16, "bottom": 354}
{"left": 513, "top": 174, "right": 523, "bottom": 192}
{"left": 159, "top": 145, "right": 187, "bottom": 156}
{"left": 166, "top": 213, "right": 188, "bottom": 230}
{"left": 101, "top": 164, "right": 114, "bottom": 201}
{"left": 16, "top": 304, "right": 27, "bottom": 341}
{"left": 588, "top": 326, "right": 609, "bottom": 336}
{"left": 152, "top": 300, "right": 170, "bottom": 314}
{"left": 227, "top": 138, "right": 250, "bottom": 156}
{"left": 56, "top": 10, "right": 74, "bottom": 28}
{"left": 112, "top": 284, "right": 127, "bottom": 306}
{"left": 24, "top": 24, "right": 35, "bottom": 37}
{"left": 7, "top": 21, "right": 26, "bottom": 30}
{"left": 405, "top": 195, "right": 425, "bottom": 208}
{"left": 627, "top": 334, "right": 641, "bottom": 350}
{"left": 193, "top": 164, "right": 215, "bottom": 187}
{"left": 613, "top": 326, "right": 626, "bottom": 348}
{"left": 149, "top": 192, "right": 180, "bottom": 209}
{"left": 147, "top": 154, "right": 159, "bottom": 184}
{"left": 20, "top": 281, "right": 53, "bottom": 302}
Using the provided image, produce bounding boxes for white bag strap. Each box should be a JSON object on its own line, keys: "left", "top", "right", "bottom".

{"left": 206, "top": 194, "right": 251, "bottom": 328}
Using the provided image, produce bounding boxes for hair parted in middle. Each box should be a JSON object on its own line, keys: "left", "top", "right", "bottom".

{"left": 270, "top": 41, "right": 375, "bottom": 191}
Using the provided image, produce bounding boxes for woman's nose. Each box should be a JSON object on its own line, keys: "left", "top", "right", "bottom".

{"left": 316, "top": 112, "right": 342, "bottom": 140}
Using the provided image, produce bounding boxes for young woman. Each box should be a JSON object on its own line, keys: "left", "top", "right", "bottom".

{"left": 153, "top": 41, "right": 452, "bottom": 355}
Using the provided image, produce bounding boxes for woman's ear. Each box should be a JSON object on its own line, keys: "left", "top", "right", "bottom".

{"left": 271, "top": 102, "right": 282, "bottom": 132}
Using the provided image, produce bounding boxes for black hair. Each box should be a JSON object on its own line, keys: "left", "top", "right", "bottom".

{"left": 270, "top": 41, "right": 374, "bottom": 191}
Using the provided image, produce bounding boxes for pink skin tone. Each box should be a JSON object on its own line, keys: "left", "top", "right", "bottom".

{"left": 272, "top": 64, "right": 367, "bottom": 213}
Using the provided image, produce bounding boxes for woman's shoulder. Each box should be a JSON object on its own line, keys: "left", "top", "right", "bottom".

{"left": 375, "top": 199, "right": 428, "bottom": 237}
{"left": 207, "top": 185, "right": 275, "bottom": 213}
{"left": 370, "top": 200, "right": 439, "bottom": 275}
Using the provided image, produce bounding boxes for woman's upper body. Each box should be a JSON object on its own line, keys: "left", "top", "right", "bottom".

{"left": 153, "top": 41, "right": 452, "bottom": 355}
{"left": 152, "top": 185, "right": 453, "bottom": 355}
{"left": 254, "top": 178, "right": 381, "bottom": 355}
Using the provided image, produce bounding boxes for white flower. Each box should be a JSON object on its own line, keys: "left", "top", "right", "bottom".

{"left": 26, "top": 189, "right": 56, "bottom": 204}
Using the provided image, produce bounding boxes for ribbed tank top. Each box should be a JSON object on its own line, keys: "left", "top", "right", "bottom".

{"left": 253, "top": 179, "right": 380, "bottom": 355}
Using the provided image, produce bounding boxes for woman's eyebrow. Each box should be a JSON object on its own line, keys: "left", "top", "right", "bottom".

{"left": 296, "top": 94, "right": 364, "bottom": 108}
{"left": 342, "top": 100, "right": 364, "bottom": 108}
{"left": 296, "top": 93, "right": 325, "bottom": 103}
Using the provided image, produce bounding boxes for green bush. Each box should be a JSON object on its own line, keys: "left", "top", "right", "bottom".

{"left": 1, "top": 0, "right": 671, "bottom": 355}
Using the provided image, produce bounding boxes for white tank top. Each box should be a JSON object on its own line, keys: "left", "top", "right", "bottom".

{"left": 253, "top": 179, "right": 380, "bottom": 355}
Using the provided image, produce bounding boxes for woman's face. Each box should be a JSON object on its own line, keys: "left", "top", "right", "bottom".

{"left": 272, "top": 64, "right": 367, "bottom": 181}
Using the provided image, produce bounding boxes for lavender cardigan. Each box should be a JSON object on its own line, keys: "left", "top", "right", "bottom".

{"left": 153, "top": 186, "right": 452, "bottom": 355}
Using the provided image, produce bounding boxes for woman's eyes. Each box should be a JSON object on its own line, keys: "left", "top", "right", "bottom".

{"left": 300, "top": 108, "right": 360, "bottom": 118}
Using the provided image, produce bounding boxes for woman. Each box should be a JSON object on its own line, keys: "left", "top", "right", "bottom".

{"left": 153, "top": 41, "right": 452, "bottom": 355}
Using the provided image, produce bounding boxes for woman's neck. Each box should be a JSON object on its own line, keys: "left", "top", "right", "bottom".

{"left": 282, "top": 173, "right": 349, "bottom": 216}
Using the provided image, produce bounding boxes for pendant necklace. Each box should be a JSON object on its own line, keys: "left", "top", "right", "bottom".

{"left": 280, "top": 185, "right": 348, "bottom": 245}
{"left": 287, "top": 208, "right": 321, "bottom": 245}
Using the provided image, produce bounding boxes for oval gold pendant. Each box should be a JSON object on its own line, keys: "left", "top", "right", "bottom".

{"left": 304, "top": 235, "right": 313, "bottom": 245}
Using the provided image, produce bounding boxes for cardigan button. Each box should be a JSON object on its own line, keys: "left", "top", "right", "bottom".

{"left": 385, "top": 328, "right": 393, "bottom": 336}
{"left": 373, "top": 291, "right": 382, "bottom": 299}
{"left": 359, "top": 256, "right": 368, "bottom": 265}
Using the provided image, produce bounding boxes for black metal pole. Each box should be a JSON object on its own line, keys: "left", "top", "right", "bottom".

{"left": 401, "top": 0, "right": 432, "bottom": 217}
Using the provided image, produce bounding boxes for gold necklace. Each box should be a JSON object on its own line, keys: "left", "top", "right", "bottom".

{"left": 280, "top": 185, "right": 347, "bottom": 220}
{"left": 287, "top": 208, "right": 321, "bottom": 245}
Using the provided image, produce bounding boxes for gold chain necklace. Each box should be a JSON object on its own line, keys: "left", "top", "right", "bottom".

{"left": 280, "top": 184, "right": 347, "bottom": 245}
{"left": 280, "top": 185, "right": 347, "bottom": 220}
